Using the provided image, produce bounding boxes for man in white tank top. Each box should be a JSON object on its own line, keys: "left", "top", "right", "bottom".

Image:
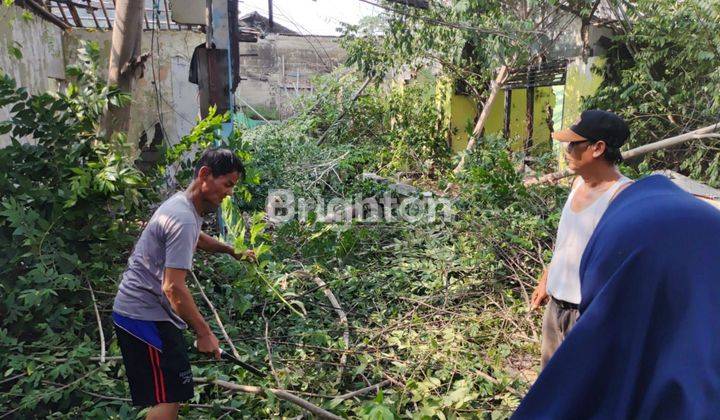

{"left": 529, "top": 110, "right": 633, "bottom": 369}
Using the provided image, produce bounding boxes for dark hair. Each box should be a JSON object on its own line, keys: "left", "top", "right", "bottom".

{"left": 194, "top": 148, "right": 245, "bottom": 179}
{"left": 603, "top": 145, "right": 623, "bottom": 165}
{"left": 602, "top": 146, "right": 624, "bottom": 164}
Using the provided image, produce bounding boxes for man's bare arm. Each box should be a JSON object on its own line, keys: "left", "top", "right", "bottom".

{"left": 197, "top": 231, "right": 234, "bottom": 254}
{"left": 162, "top": 267, "right": 220, "bottom": 358}
{"left": 197, "top": 232, "right": 256, "bottom": 261}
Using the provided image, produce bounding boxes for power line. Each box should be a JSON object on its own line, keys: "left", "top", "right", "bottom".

{"left": 270, "top": 2, "right": 336, "bottom": 68}
{"left": 242, "top": 2, "right": 334, "bottom": 70}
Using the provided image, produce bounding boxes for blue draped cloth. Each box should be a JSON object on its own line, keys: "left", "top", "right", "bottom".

{"left": 514, "top": 175, "right": 720, "bottom": 419}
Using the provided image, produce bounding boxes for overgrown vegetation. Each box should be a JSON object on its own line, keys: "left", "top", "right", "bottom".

{"left": 0, "top": 41, "right": 560, "bottom": 418}
{"left": 2, "top": 0, "right": 719, "bottom": 418}
{"left": 585, "top": 0, "right": 720, "bottom": 186}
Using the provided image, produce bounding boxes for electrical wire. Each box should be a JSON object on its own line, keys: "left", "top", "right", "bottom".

{"left": 242, "top": 2, "right": 333, "bottom": 70}
{"left": 270, "top": 2, "right": 336, "bottom": 68}
{"left": 357, "top": 0, "right": 539, "bottom": 38}
{"left": 150, "top": 0, "right": 170, "bottom": 145}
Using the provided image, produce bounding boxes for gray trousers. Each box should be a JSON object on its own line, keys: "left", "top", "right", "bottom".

{"left": 541, "top": 297, "right": 580, "bottom": 369}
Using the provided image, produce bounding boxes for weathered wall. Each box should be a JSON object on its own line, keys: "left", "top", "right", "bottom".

{"left": 448, "top": 86, "right": 558, "bottom": 153}
{"left": 0, "top": 5, "right": 65, "bottom": 147}
{"left": 63, "top": 30, "right": 345, "bottom": 149}
{"left": 1, "top": 14, "right": 343, "bottom": 150}
{"left": 64, "top": 29, "right": 206, "bottom": 152}
{"left": 238, "top": 34, "right": 346, "bottom": 119}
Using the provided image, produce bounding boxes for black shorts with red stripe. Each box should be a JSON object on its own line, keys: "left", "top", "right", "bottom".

{"left": 115, "top": 321, "right": 194, "bottom": 406}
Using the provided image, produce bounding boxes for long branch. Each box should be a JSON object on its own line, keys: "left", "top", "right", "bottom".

{"left": 453, "top": 65, "right": 510, "bottom": 174}
{"left": 294, "top": 271, "right": 350, "bottom": 372}
{"left": 332, "top": 379, "right": 392, "bottom": 402}
{"left": 190, "top": 271, "right": 241, "bottom": 360}
{"left": 86, "top": 279, "right": 106, "bottom": 363}
{"left": 194, "top": 377, "right": 343, "bottom": 420}
{"left": 316, "top": 77, "right": 373, "bottom": 145}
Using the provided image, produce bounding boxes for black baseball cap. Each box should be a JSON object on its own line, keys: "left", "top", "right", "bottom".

{"left": 553, "top": 110, "right": 630, "bottom": 148}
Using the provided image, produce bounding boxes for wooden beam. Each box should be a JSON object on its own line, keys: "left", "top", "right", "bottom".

{"left": 87, "top": 0, "right": 101, "bottom": 28}
{"left": 15, "top": 0, "right": 71, "bottom": 29}
{"left": 98, "top": 0, "right": 112, "bottom": 29}
{"left": 525, "top": 86, "right": 534, "bottom": 152}
{"left": 65, "top": 0, "right": 83, "bottom": 26}
{"left": 54, "top": 1, "right": 72, "bottom": 26}
{"left": 163, "top": 0, "right": 171, "bottom": 29}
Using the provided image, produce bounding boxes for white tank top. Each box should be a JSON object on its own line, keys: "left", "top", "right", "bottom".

{"left": 546, "top": 176, "right": 632, "bottom": 304}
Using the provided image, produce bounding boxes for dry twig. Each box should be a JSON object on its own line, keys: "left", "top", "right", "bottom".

{"left": 190, "top": 270, "right": 241, "bottom": 360}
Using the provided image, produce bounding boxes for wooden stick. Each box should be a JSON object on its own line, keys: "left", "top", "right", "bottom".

{"left": 332, "top": 379, "right": 391, "bottom": 402}
{"left": 293, "top": 271, "right": 350, "bottom": 371}
{"left": 194, "top": 377, "right": 343, "bottom": 420}
{"left": 98, "top": 0, "right": 112, "bottom": 29}
{"left": 190, "top": 271, "right": 242, "bottom": 360}
{"left": 86, "top": 279, "right": 106, "bottom": 363}
{"left": 261, "top": 302, "right": 281, "bottom": 387}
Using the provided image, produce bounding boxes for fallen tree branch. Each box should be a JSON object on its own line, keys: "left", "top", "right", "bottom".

{"left": 42, "top": 382, "right": 243, "bottom": 413}
{"left": 194, "top": 377, "right": 342, "bottom": 420}
{"left": 331, "top": 379, "right": 391, "bottom": 404}
{"left": 47, "top": 356, "right": 122, "bottom": 363}
{"left": 293, "top": 271, "right": 350, "bottom": 373}
{"left": 317, "top": 77, "right": 373, "bottom": 145}
{"left": 262, "top": 302, "right": 281, "bottom": 387}
{"left": 474, "top": 369, "right": 523, "bottom": 398}
{"left": 86, "top": 279, "right": 106, "bottom": 363}
{"left": 454, "top": 65, "right": 510, "bottom": 174}
{"left": 525, "top": 123, "right": 720, "bottom": 185}
{"left": 190, "top": 271, "right": 241, "bottom": 360}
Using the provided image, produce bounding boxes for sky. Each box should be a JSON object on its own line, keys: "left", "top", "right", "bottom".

{"left": 239, "top": 0, "right": 381, "bottom": 36}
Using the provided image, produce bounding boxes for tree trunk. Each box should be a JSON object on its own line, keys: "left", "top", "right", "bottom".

{"left": 104, "top": 0, "right": 145, "bottom": 138}
{"left": 453, "top": 65, "right": 509, "bottom": 174}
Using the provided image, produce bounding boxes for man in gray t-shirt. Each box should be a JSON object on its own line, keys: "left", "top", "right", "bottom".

{"left": 112, "top": 149, "right": 254, "bottom": 418}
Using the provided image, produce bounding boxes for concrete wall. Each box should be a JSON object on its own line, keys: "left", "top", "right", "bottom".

{"left": 64, "top": 29, "right": 206, "bottom": 152}
{"left": 238, "top": 34, "right": 345, "bottom": 119}
{"left": 1, "top": 9, "right": 344, "bottom": 151}
{"left": 64, "top": 30, "right": 345, "bottom": 149}
{"left": 0, "top": 4, "right": 65, "bottom": 147}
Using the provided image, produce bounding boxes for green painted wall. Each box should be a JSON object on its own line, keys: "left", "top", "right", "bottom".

{"left": 447, "top": 56, "right": 607, "bottom": 159}
{"left": 562, "top": 57, "right": 606, "bottom": 129}
{"left": 448, "top": 94, "right": 477, "bottom": 152}
{"left": 449, "top": 86, "right": 556, "bottom": 153}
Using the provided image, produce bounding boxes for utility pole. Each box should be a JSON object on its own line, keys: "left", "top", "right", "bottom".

{"left": 198, "top": 0, "right": 239, "bottom": 131}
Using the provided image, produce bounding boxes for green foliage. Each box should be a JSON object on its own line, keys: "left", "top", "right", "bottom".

{"left": 585, "top": 0, "right": 720, "bottom": 186}
{"left": 162, "top": 106, "right": 260, "bottom": 203}
{"left": 341, "top": 1, "right": 546, "bottom": 101}
{"left": 0, "top": 42, "right": 154, "bottom": 417}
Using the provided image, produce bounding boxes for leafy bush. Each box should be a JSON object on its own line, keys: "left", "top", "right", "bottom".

{"left": 0, "top": 42, "right": 155, "bottom": 417}
{"left": 585, "top": 0, "right": 720, "bottom": 185}
{"left": 0, "top": 41, "right": 565, "bottom": 419}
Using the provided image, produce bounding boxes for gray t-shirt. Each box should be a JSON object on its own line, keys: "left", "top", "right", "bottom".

{"left": 113, "top": 192, "right": 203, "bottom": 329}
